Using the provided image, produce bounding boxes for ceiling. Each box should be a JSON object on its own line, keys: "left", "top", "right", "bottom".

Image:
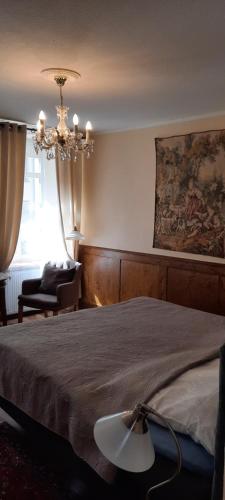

{"left": 1, "top": 0, "right": 225, "bottom": 132}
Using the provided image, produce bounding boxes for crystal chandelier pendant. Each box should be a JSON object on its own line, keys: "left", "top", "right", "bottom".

{"left": 56, "top": 105, "right": 70, "bottom": 139}
{"left": 33, "top": 68, "right": 94, "bottom": 162}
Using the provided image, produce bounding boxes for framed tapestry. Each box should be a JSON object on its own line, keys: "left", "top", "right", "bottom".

{"left": 153, "top": 129, "right": 225, "bottom": 258}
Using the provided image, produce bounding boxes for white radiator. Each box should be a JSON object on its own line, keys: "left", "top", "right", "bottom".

{"left": 5, "top": 265, "right": 41, "bottom": 315}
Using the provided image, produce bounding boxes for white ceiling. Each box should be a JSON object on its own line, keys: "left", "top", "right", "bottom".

{"left": 1, "top": 0, "right": 225, "bottom": 132}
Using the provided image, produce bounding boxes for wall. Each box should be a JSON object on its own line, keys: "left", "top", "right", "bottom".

{"left": 81, "top": 114, "right": 225, "bottom": 264}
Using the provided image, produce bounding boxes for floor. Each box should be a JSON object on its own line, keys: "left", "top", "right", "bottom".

{"left": 0, "top": 420, "right": 67, "bottom": 499}
{"left": 7, "top": 312, "right": 54, "bottom": 325}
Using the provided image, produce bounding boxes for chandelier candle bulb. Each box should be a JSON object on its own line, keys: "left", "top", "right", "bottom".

{"left": 86, "top": 121, "right": 92, "bottom": 142}
{"left": 36, "top": 120, "right": 41, "bottom": 132}
{"left": 73, "top": 114, "right": 79, "bottom": 136}
{"left": 36, "top": 120, "right": 42, "bottom": 141}
{"left": 38, "top": 110, "right": 46, "bottom": 132}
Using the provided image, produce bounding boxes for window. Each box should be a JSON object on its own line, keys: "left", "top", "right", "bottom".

{"left": 12, "top": 135, "right": 67, "bottom": 267}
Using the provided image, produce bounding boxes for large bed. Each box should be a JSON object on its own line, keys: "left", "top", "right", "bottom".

{"left": 0, "top": 296, "right": 225, "bottom": 499}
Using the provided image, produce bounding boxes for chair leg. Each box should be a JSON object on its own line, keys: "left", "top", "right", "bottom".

{"left": 18, "top": 302, "right": 23, "bottom": 323}
{"left": 74, "top": 304, "right": 79, "bottom": 311}
{"left": 44, "top": 311, "right": 48, "bottom": 318}
{"left": 53, "top": 311, "right": 58, "bottom": 316}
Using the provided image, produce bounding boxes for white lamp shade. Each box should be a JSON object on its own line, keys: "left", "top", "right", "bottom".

{"left": 65, "top": 230, "right": 85, "bottom": 241}
{"left": 94, "top": 411, "right": 155, "bottom": 473}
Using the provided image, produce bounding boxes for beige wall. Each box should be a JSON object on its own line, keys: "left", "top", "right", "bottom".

{"left": 81, "top": 114, "right": 225, "bottom": 263}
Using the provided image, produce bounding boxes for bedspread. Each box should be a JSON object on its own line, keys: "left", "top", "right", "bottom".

{"left": 0, "top": 297, "right": 225, "bottom": 480}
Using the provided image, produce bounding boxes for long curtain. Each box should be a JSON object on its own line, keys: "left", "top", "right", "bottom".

{"left": 56, "top": 154, "right": 83, "bottom": 259}
{"left": 0, "top": 123, "right": 26, "bottom": 271}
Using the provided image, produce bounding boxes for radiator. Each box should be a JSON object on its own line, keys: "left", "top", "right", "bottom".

{"left": 5, "top": 265, "right": 41, "bottom": 315}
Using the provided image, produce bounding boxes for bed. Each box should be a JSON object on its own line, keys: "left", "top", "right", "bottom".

{"left": 0, "top": 296, "right": 225, "bottom": 499}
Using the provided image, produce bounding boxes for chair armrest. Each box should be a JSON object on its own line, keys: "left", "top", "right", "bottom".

{"left": 56, "top": 281, "right": 79, "bottom": 309}
{"left": 22, "top": 278, "right": 42, "bottom": 294}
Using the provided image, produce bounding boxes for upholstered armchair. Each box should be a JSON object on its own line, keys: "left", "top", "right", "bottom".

{"left": 18, "top": 261, "right": 82, "bottom": 323}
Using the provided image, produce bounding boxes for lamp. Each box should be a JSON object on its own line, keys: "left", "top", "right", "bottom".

{"left": 94, "top": 402, "right": 182, "bottom": 499}
{"left": 33, "top": 68, "right": 94, "bottom": 162}
{"left": 65, "top": 226, "right": 85, "bottom": 260}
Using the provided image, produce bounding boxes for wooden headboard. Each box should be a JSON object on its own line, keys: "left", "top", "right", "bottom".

{"left": 79, "top": 245, "right": 225, "bottom": 315}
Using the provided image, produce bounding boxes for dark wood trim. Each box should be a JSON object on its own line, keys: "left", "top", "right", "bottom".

{"left": 79, "top": 244, "right": 225, "bottom": 271}
{"left": 79, "top": 245, "right": 225, "bottom": 315}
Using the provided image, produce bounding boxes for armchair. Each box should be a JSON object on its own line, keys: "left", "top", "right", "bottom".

{"left": 18, "top": 261, "right": 82, "bottom": 323}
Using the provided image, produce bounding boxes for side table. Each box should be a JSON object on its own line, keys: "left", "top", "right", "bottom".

{"left": 0, "top": 272, "right": 8, "bottom": 326}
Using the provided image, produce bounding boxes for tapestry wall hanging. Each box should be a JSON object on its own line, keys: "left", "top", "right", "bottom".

{"left": 153, "top": 129, "right": 225, "bottom": 258}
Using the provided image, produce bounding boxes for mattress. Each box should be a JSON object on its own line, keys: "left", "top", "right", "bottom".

{"left": 150, "top": 421, "right": 214, "bottom": 477}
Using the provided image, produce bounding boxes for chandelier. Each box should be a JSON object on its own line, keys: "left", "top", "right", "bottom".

{"left": 34, "top": 68, "right": 94, "bottom": 161}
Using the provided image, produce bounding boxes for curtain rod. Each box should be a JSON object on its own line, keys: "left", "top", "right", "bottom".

{"left": 0, "top": 122, "right": 36, "bottom": 132}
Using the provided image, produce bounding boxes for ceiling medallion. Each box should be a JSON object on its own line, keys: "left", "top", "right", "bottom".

{"left": 34, "top": 68, "right": 94, "bottom": 161}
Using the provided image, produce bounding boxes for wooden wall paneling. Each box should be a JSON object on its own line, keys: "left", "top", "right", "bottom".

{"left": 167, "top": 267, "right": 219, "bottom": 314}
{"left": 219, "top": 276, "right": 225, "bottom": 315}
{"left": 80, "top": 251, "right": 120, "bottom": 306}
{"left": 120, "top": 260, "right": 161, "bottom": 301}
{"left": 79, "top": 245, "right": 225, "bottom": 315}
{"left": 159, "top": 264, "right": 168, "bottom": 301}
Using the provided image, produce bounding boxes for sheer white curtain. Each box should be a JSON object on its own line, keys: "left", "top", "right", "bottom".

{"left": 13, "top": 135, "right": 67, "bottom": 269}
{"left": 56, "top": 154, "right": 83, "bottom": 259}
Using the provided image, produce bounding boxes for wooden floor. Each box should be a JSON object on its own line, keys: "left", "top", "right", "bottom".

{"left": 4, "top": 309, "right": 72, "bottom": 327}
{"left": 7, "top": 312, "right": 50, "bottom": 325}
